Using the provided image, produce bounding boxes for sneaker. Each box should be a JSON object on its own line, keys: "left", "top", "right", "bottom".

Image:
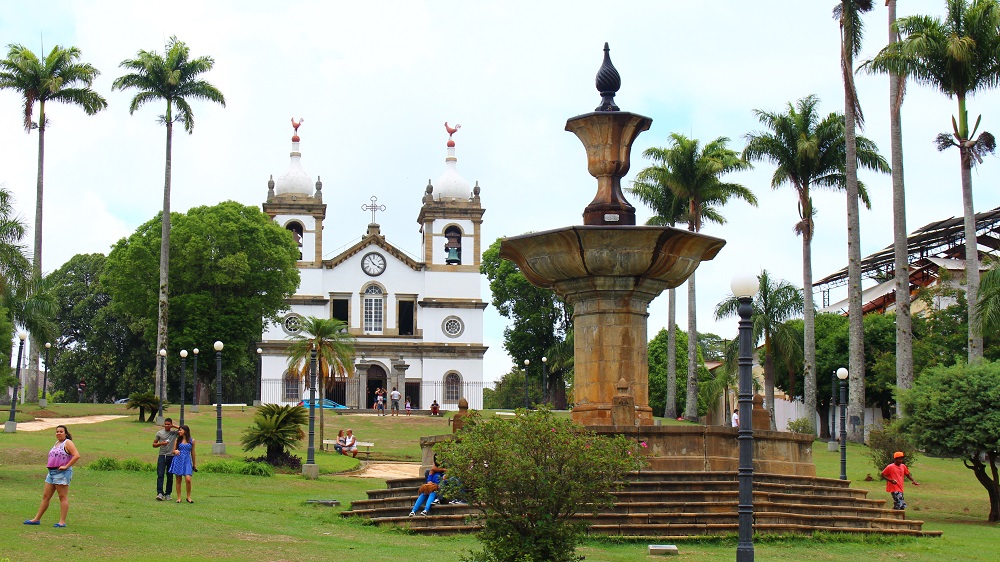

{"left": 156, "top": 494, "right": 164, "bottom": 501}
{"left": 420, "top": 510, "right": 429, "bottom": 516}
{"left": 408, "top": 511, "right": 415, "bottom": 517}
{"left": 432, "top": 498, "right": 440, "bottom": 504}
{"left": 450, "top": 499, "right": 466, "bottom": 505}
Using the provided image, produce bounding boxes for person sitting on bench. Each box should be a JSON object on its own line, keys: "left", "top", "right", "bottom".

{"left": 333, "top": 429, "right": 346, "bottom": 454}
{"left": 342, "top": 429, "right": 358, "bottom": 458}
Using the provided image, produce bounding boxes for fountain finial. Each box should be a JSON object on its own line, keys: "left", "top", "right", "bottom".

{"left": 595, "top": 42, "right": 621, "bottom": 112}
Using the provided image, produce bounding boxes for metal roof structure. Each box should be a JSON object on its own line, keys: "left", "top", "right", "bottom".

{"left": 813, "top": 206, "right": 1000, "bottom": 290}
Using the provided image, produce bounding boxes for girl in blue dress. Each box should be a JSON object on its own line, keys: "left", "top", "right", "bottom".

{"left": 169, "top": 425, "right": 196, "bottom": 503}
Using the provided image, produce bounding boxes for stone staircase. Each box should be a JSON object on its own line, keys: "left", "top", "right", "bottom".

{"left": 341, "top": 470, "right": 941, "bottom": 538}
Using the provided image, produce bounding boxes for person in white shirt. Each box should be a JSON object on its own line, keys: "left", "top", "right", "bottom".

{"left": 731, "top": 408, "right": 739, "bottom": 428}
{"left": 342, "top": 429, "right": 358, "bottom": 458}
{"left": 390, "top": 387, "right": 401, "bottom": 416}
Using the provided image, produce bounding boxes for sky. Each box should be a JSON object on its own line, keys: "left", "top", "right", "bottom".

{"left": 2, "top": 1, "right": 999, "bottom": 382}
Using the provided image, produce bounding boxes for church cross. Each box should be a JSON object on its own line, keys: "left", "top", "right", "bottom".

{"left": 362, "top": 196, "right": 387, "bottom": 223}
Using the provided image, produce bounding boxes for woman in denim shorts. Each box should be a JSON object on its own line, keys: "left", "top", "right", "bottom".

{"left": 24, "top": 425, "right": 81, "bottom": 528}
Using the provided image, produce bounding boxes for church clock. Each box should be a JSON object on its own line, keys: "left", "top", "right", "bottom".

{"left": 361, "top": 252, "right": 387, "bottom": 276}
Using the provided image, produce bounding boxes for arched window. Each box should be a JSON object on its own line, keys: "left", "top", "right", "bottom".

{"left": 444, "top": 372, "right": 462, "bottom": 402}
{"left": 286, "top": 222, "right": 304, "bottom": 246}
{"left": 363, "top": 284, "right": 384, "bottom": 334}
{"left": 283, "top": 371, "right": 301, "bottom": 401}
{"left": 444, "top": 225, "right": 462, "bottom": 265}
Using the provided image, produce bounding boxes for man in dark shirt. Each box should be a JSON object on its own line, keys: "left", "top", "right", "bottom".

{"left": 153, "top": 418, "right": 178, "bottom": 500}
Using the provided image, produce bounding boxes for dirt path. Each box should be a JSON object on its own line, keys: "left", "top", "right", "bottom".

{"left": 15, "top": 415, "right": 128, "bottom": 432}
{"left": 352, "top": 462, "right": 421, "bottom": 479}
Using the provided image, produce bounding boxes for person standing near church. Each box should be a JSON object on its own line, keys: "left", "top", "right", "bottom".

{"left": 390, "top": 387, "right": 401, "bottom": 416}
{"left": 881, "top": 451, "right": 919, "bottom": 511}
{"left": 153, "top": 418, "right": 178, "bottom": 500}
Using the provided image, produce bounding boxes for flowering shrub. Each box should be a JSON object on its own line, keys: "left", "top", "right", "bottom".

{"left": 436, "top": 407, "right": 645, "bottom": 562}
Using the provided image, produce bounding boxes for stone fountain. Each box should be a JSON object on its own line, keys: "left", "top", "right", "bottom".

{"left": 499, "top": 44, "right": 725, "bottom": 427}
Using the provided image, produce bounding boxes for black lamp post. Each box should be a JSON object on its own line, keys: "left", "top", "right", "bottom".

{"left": 731, "top": 274, "right": 759, "bottom": 562}
{"left": 213, "top": 341, "right": 225, "bottom": 455}
{"left": 303, "top": 345, "right": 318, "bottom": 478}
{"left": 4, "top": 332, "right": 27, "bottom": 433}
{"left": 837, "top": 367, "right": 849, "bottom": 480}
{"left": 179, "top": 350, "right": 188, "bottom": 426}
{"left": 40, "top": 342, "right": 51, "bottom": 408}
{"left": 255, "top": 347, "right": 263, "bottom": 406}
{"left": 156, "top": 348, "right": 166, "bottom": 425}
{"left": 191, "top": 349, "right": 199, "bottom": 413}
{"left": 541, "top": 356, "right": 548, "bottom": 406}
{"left": 523, "top": 359, "right": 530, "bottom": 410}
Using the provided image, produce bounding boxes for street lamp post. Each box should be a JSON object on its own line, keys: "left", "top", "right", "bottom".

{"left": 731, "top": 274, "right": 759, "bottom": 562}
{"left": 156, "top": 349, "right": 167, "bottom": 425}
{"left": 541, "top": 356, "right": 548, "bottom": 406}
{"left": 40, "top": 342, "right": 51, "bottom": 408}
{"left": 213, "top": 341, "right": 225, "bottom": 455}
{"left": 4, "top": 332, "right": 27, "bottom": 433}
{"left": 254, "top": 347, "right": 263, "bottom": 406}
{"left": 837, "top": 367, "right": 849, "bottom": 480}
{"left": 303, "top": 345, "right": 319, "bottom": 479}
{"left": 523, "top": 359, "right": 530, "bottom": 410}
{"left": 828, "top": 370, "right": 838, "bottom": 451}
{"left": 179, "top": 350, "right": 188, "bottom": 426}
{"left": 191, "top": 349, "right": 199, "bottom": 413}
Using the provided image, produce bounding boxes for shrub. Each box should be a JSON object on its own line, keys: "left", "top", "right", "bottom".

{"left": 240, "top": 404, "right": 308, "bottom": 463}
{"left": 246, "top": 452, "right": 301, "bottom": 472}
{"left": 89, "top": 457, "right": 156, "bottom": 471}
{"left": 88, "top": 457, "right": 120, "bottom": 471}
{"left": 786, "top": 417, "right": 815, "bottom": 434}
{"left": 200, "top": 460, "right": 274, "bottom": 477}
{"left": 436, "top": 407, "right": 645, "bottom": 562}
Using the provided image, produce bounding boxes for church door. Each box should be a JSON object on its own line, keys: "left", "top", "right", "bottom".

{"left": 365, "top": 364, "right": 387, "bottom": 409}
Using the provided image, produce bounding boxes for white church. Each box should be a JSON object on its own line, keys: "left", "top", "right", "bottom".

{"left": 258, "top": 121, "right": 487, "bottom": 411}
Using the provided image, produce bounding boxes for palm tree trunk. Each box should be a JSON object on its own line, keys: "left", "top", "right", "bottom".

{"left": 957, "top": 95, "right": 983, "bottom": 362}
{"left": 888, "top": 0, "right": 913, "bottom": 417}
{"left": 665, "top": 288, "right": 677, "bottom": 419}
{"left": 763, "top": 338, "right": 777, "bottom": 430}
{"left": 155, "top": 113, "right": 173, "bottom": 399}
{"left": 684, "top": 272, "right": 699, "bottom": 422}
{"left": 25, "top": 102, "right": 46, "bottom": 404}
{"left": 802, "top": 221, "right": 817, "bottom": 431}
{"left": 845, "top": 70, "right": 866, "bottom": 444}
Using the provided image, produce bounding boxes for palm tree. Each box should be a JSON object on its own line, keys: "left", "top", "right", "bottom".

{"left": 113, "top": 37, "right": 226, "bottom": 399}
{"left": 634, "top": 133, "right": 756, "bottom": 421}
{"left": 240, "top": 403, "right": 309, "bottom": 463}
{"left": 744, "top": 95, "right": 889, "bottom": 431}
{"left": 836, "top": 0, "right": 878, "bottom": 441}
{"left": 286, "top": 316, "right": 355, "bottom": 445}
{"left": 976, "top": 258, "right": 1000, "bottom": 334}
{"left": 715, "top": 270, "right": 804, "bottom": 430}
{"left": 863, "top": 0, "right": 1000, "bottom": 363}
{"left": 883, "top": 0, "right": 914, "bottom": 418}
{"left": 628, "top": 168, "right": 687, "bottom": 419}
{"left": 0, "top": 43, "right": 106, "bottom": 402}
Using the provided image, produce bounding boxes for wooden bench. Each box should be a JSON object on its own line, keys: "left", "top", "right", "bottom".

{"left": 321, "top": 440, "right": 375, "bottom": 459}
{"left": 213, "top": 403, "right": 248, "bottom": 412}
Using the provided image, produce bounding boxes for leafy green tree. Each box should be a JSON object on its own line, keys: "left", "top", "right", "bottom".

{"left": 286, "top": 316, "right": 355, "bottom": 446}
{"left": 0, "top": 44, "right": 107, "bottom": 402}
{"left": 113, "top": 36, "right": 226, "bottom": 401}
{"left": 744, "top": 95, "right": 888, "bottom": 435}
{"left": 901, "top": 360, "right": 1000, "bottom": 521}
{"left": 436, "top": 408, "right": 644, "bottom": 562}
{"left": 482, "top": 238, "right": 572, "bottom": 408}
{"left": 628, "top": 165, "right": 686, "bottom": 418}
{"left": 716, "top": 270, "right": 804, "bottom": 429}
{"left": 648, "top": 328, "right": 711, "bottom": 418}
{"left": 632, "top": 134, "right": 756, "bottom": 421}
{"left": 864, "top": 0, "right": 1000, "bottom": 362}
{"left": 240, "top": 403, "right": 308, "bottom": 463}
{"left": 912, "top": 279, "right": 970, "bottom": 372}
{"left": 976, "top": 258, "right": 1000, "bottom": 336}
{"left": 103, "top": 201, "right": 300, "bottom": 402}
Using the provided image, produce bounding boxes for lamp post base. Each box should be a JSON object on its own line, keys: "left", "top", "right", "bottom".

{"left": 191, "top": 405, "right": 199, "bottom": 413}
{"left": 828, "top": 440, "right": 838, "bottom": 452}
{"left": 156, "top": 414, "right": 164, "bottom": 426}
{"left": 253, "top": 400, "right": 261, "bottom": 407}
{"left": 4, "top": 421, "right": 16, "bottom": 433}
{"left": 302, "top": 464, "right": 319, "bottom": 479}
{"left": 39, "top": 398, "right": 47, "bottom": 408}
{"left": 212, "top": 442, "right": 226, "bottom": 455}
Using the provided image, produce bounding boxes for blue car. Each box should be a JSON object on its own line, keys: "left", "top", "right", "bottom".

{"left": 297, "top": 398, "right": 347, "bottom": 409}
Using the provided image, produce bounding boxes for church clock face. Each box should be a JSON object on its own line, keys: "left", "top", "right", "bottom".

{"left": 361, "top": 252, "right": 387, "bottom": 276}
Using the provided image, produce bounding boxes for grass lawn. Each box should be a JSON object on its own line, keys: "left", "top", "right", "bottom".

{"left": 1, "top": 405, "right": 996, "bottom": 561}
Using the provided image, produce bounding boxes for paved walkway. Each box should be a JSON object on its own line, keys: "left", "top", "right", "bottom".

{"left": 14, "top": 415, "right": 128, "bottom": 432}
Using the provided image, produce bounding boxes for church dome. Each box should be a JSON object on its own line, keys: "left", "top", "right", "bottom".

{"left": 275, "top": 119, "right": 313, "bottom": 196}
{"left": 435, "top": 123, "right": 470, "bottom": 201}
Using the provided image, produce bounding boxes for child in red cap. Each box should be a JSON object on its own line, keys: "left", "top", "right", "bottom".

{"left": 881, "top": 451, "right": 919, "bottom": 510}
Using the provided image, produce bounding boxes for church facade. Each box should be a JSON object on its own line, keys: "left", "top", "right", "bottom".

{"left": 258, "top": 122, "right": 487, "bottom": 411}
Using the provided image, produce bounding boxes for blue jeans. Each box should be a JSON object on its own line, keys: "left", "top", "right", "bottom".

{"left": 157, "top": 455, "right": 174, "bottom": 496}
{"left": 412, "top": 491, "right": 437, "bottom": 514}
